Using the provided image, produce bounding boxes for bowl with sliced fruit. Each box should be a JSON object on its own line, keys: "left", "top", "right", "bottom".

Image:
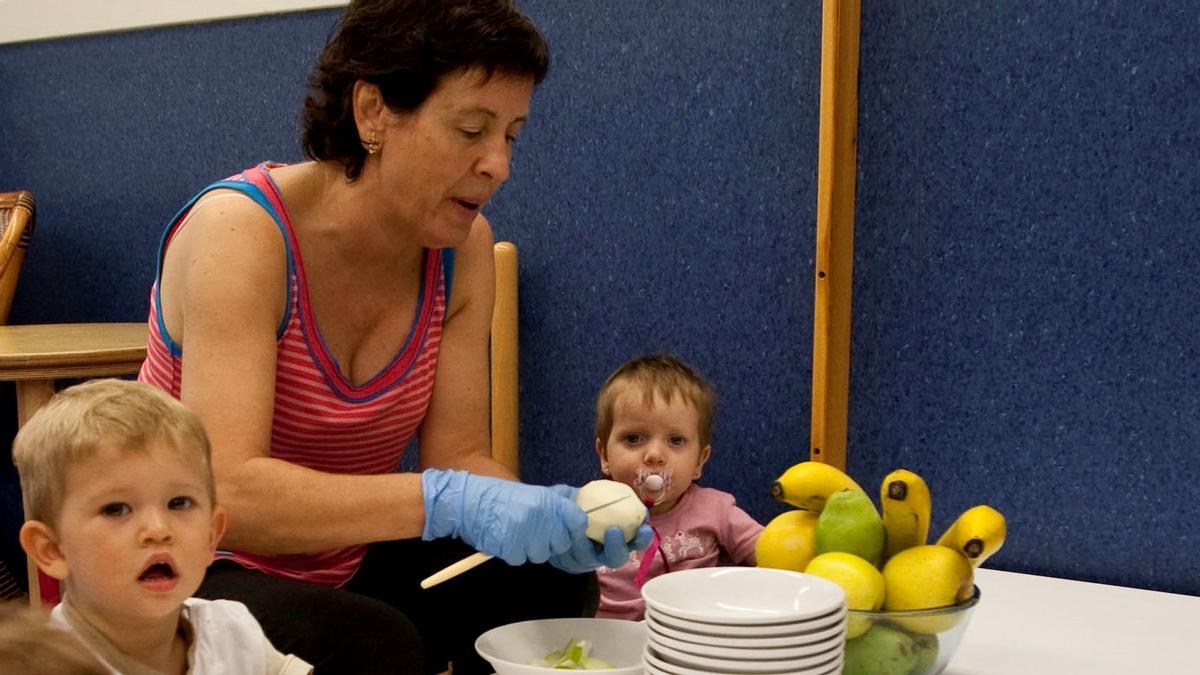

{"left": 475, "top": 617, "right": 647, "bottom": 674}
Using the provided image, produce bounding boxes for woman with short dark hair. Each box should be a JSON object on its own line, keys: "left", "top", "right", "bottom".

{"left": 138, "top": 2, "right": 648, "bottom": 672}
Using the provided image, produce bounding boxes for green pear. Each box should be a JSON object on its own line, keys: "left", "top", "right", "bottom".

{"left": 842, "top": 624, "right": 918, "bottom": 675}
{"left": 814, "top": 489, "right": 885, "bottom": 566}
{"left": 909, "top": 631, "right": 941, "bottom": 674}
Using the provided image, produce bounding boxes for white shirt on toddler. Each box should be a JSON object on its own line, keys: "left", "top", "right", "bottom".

{"left": 51, "top": 594, "right": 312, "bottom": 675}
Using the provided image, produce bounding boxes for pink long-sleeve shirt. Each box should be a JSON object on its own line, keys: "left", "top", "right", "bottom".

{"left": 596, "top": 485, "right": 764, "bottom": 621}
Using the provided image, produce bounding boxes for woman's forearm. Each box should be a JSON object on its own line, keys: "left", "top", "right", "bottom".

{"left": 214, "top": 456, "right": 427, "bottom": 555}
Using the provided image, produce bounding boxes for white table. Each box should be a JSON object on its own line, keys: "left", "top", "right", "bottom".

{"left": 946, "top": 568, "right": 1200, "bottom": 674}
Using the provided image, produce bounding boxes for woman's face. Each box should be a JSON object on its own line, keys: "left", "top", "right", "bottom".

{"left": 373, "top": 67, "right": 535, "bottom": 248}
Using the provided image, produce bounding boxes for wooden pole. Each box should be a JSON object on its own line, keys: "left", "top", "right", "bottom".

{"left": 490, "top": 242, "right": 520, "bottom": 477}
{"left": 811, "top": 0, "right": 862, "bottom": 470}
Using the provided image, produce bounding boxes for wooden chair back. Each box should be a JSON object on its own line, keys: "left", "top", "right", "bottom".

{"left": 490, "top": 241, "right": 520, "bottom": 476}
{"left": 0, "top": 191, "right": 34, "bottom": 324}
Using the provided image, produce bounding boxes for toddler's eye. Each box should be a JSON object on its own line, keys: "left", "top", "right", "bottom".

{"left": 668, "top": 435, "right": 687, "bottom": 446}
{"left": 168, "top": 496, "right": 196, "bottom": 510}
{"left": 101, "top": 503, "right": 130, "bottom": 517}
{"left": 622, "top": 433, "right": 644, "bottom": 445}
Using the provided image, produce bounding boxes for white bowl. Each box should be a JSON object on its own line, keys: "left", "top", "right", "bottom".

{"left": 651, "top": 638, "right": 843, "bottom": 673}
{"left": 475, "top": 618, "right": 646, "bottom": 675}
{"left": 645, "top": 611, "right": 847, "bottom": 647}
{"left": 646, "top": 604, "right": 847, "bottom": 637}
{"left": 641, "top": 568, "right": 845, "bottom": 625}
{"left": 647, "top": 622, "right": 843, "bottom": 659}
{"left": 644, "top": 645, "right": 843, "bottom": 675}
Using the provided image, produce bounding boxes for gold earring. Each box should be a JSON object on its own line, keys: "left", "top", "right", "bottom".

{"left": 364, "top": 131, "right": 382, "bottom": 155}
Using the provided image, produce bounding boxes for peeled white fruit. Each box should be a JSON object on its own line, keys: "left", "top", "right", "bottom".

{"left": 576, "top": 479, "right": 646, "bottom": 543}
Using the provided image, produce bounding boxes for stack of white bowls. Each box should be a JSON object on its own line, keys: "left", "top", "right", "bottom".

{"left": 640, "top": 568, "right": 848, "bottom": 675}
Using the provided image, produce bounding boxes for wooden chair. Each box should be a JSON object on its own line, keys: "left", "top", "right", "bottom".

{"left": 0, "top": 191, "right": 35, "bottom": 324}
{"left": 0, "top": 191, "right": 33, "bottom": 601}
{"left": 490, "top": 241, "right": 520, "bottom": 477}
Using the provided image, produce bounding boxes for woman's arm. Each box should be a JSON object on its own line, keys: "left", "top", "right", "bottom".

{"left": 416, "top": 214, "right": 517, "bottom": 479}
{"left": 160, "top": 195, "right": 427, "bottom": 555}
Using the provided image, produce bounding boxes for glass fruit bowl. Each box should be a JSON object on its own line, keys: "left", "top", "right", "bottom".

{"left": 843, "top": 586, "right": 980, "bottom": 675}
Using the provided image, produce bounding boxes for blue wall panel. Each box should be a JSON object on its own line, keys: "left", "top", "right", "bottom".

{"left": 851, "top": 1, "right": 1199, "bottom": 594}
{"left": 497, "top": 1, "right": 821, "bottom": 522}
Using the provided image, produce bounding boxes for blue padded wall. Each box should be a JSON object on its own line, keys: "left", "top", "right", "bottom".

{"left": 0, "top": 12, "right": 331, "bottom": 323}
{"left": 850, "top": 1, "right": 1199, "bottom": 595}
{"left": 494, "top": 1, "right": 821, "bottom": 524}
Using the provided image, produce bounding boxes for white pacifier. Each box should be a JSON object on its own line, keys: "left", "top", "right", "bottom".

{"left": 634, "top": 467, "right": 672, "bottom": 505}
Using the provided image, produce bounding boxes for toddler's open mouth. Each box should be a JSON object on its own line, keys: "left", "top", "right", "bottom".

{"left": 138, "top": 555, "right": 179, "bottom": 591}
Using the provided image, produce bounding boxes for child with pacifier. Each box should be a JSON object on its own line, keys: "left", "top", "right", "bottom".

{"left": 592, "top": 354, "right": 764, "bottom": 620}
{"left": 13, "top": 379, "right": 311, "bottom": 674}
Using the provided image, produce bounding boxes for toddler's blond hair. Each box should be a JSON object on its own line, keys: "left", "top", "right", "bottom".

{"left": 595, "top": 353, "right": 716, "bottom": 448}
{"left": 0, "top": 601, "right": 106, "bottom": 674}
{"left": 11, "top": 379, "right": 214, "bottom": 525}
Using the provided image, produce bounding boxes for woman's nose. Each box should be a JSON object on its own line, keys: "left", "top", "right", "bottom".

{"left": 476, "top": 139, "right": 511, "bottom": 183}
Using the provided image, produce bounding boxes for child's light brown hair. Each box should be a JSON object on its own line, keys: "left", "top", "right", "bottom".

{"left": 11, "top": 379, "right": 215, "bottom": 525}
{"left": 595, "top": 353, "right": 716, "bottom": 448}
{"left": 0, "top": 601, "right": 106, "bottom": 674}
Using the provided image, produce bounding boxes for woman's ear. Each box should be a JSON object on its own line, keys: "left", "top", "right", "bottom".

{"left": 692, "top": 444, "right": 713, "bottom": 480}
{"left": 595, "top": 437, "right": 611, "bottom": 476}
{"left": 19, "top": 521, "right": 69, "bottom": 581}
{"left": 351, "top": 80, "right": 387, "bottom": 144}
{"left": 209, "top": 505, "right": 228, "bottom": 553}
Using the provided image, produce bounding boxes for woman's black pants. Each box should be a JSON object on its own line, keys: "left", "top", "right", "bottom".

{"left": 197, "top": 538, "right": 599, "bottom": 674}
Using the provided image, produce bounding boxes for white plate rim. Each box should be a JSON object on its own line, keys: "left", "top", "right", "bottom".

{"left": 640, "top": 568, "right": 846, "bottom": 625}
{"left": 644, "top": 645, "right": 843, "bottom": 675}
{"left": 646, "top": 604, "right": 847, "bottom": 637}
{"left": 644, "top": 610, "right": 847, "bottom": 645}
{"left": 650, "top": 638, "right": 843, "bottom": 672}
{"left": 646, "top": 622, "right": 844, "bottom": 659}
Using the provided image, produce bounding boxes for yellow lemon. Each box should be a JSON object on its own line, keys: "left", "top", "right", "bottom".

{"left": 881, "top": 544, "right": 973, "bottom": 633}
{"left": 756, "top": 510, "right": 820, "bottom": 572}
{"left": 805, "top": 551, "right": 885, "bottom": 638}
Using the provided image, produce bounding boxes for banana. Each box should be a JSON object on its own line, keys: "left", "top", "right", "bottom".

{"left": 880, "top": 468, "right": 931, "bottom": 559}
{"left": 771, "top": 461, "right": 866, "bottom": 511}
{"left": 936, "top": 504, "right": 1007, "bottom": 567}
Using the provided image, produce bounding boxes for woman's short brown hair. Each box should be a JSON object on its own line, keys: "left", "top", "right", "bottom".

{"left": 301, "top": 0, "right": 550, "bottom": 180}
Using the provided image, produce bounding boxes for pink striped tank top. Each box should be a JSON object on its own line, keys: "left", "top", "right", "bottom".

{"left": 139, "top": 163, "right": 451, "bottom": 587}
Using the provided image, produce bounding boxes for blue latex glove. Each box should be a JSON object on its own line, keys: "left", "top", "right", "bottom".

{"left": 422, "top": 469, "right": 586, "bottom": 566}
{"left": 544, "top": 485, "right": 655, "bottom": 574}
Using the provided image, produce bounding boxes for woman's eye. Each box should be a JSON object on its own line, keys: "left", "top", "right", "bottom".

{"left": 460, "top": 128, "right": 483, "bottom": 140}
{"left": 168, "top": 496, "right": 196, "bottom": 510}
{"left": 505, "top": 133, "right": 519, "bottom": 145}
{"left": 100, "top": 503, "right": 130, "bottom": 517}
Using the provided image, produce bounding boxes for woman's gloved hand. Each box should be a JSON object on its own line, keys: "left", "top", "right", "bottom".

{"left": 422, "top": 469, "right": 586, "bottom": 566}
{"left": 421, "top": 471, "right": 654, "bottom": 572}
{"left": 544, "top": 485, "right": 655, "bottom": 573}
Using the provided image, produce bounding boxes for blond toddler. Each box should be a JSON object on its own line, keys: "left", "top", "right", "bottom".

{"left": 13, "top": 379, "right": 311, "bottom": 674}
